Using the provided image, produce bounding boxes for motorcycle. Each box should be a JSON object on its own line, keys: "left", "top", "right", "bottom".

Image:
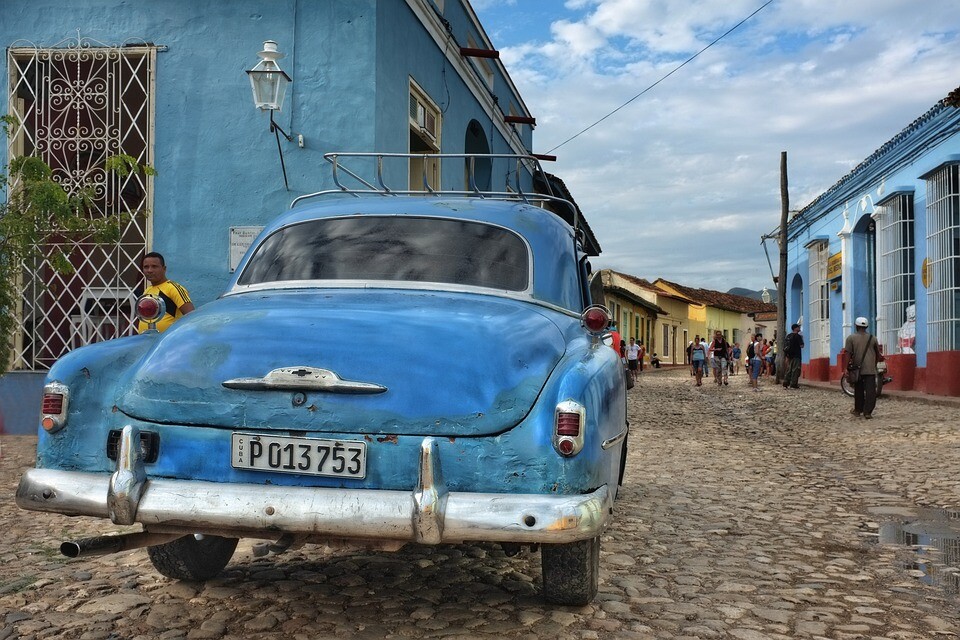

{"left": 841, "top": 360, "right": 892, "bottom": 397}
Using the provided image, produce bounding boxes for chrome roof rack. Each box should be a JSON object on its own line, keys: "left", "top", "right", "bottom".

{"left": 289, "top": 152, "right": 585, "bottom": 253}
{"left": 291, "top": 152, "right": 563, "bottom": 206}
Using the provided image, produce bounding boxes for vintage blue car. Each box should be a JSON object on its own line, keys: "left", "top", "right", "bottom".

{"left": 16, "top": 154, "right": 628, "bottom": 605}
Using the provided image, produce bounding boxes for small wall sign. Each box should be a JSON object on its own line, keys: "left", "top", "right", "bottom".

{"left": 229, "top": 226, "right": 264, "bottom": 272}
{"left": 826, "top": 251, "right": 842, "bottom": 280}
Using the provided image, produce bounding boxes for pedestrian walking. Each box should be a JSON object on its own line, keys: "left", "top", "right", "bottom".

{"left": 637, "top": 340, "right": 646, "bottom": 373}
{"left": 688, "top": 337, "right": 697, "bottom": 376}
{"left": 782, "top": 323, "right": 804, "bottom": 389}
{"left": 844, "top": 317, "right": 883, "bottom": 419}
{"left": 626, "top": 337, "right": 641, "bottom": 384}
{"left": 732, "top": 342, "right": 742, "bottom": 375}
{"left": 748, "top": 333, "right": 763, "bottom": 391}
{"left": 690, "top": 337, "right": 707, "bottom": 386}
{"left": 710, "top": 330, "right": 730, "bottom": 386}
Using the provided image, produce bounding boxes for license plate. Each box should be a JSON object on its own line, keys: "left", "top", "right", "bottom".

{"left": 231, "top": 433, "right": 366, "bottom": 479}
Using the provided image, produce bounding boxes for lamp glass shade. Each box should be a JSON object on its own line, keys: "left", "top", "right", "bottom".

{"left": 760, "top": 288, "right": 771, "bottom": 303}
{"left": 247, "top": 64, "right": 291, "bottom": 111}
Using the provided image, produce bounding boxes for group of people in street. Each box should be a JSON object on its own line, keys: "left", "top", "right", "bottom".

{"left": 688, "top": 331, "right": 735, "bottom": 387}
{"left": 683, "top": 328, "right": 805, "bottom": 393}
{"left": 607, "top": 310, "right": 884, "bottom": 421}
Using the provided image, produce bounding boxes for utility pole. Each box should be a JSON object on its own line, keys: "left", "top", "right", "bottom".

{"left": 775, "top": 151, "right": 789, "bottom": 383}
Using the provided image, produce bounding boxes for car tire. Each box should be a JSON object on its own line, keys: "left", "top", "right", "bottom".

{"left": 540, "top": 535, "right": 600, "bottom": 605}
{"left": 147, "top": 534, "right": 238, "bottom": 581}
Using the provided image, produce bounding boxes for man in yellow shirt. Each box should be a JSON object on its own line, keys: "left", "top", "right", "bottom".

{"left": 137, "top": 252, "right": 195, "bottom": 333}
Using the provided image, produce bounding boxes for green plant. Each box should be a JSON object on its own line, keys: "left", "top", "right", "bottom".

{"left": 0, "top": 118, "right": 155, "bottom": 370}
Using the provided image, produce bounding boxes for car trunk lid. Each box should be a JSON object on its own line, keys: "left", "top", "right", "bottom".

{"left": 115, "top": 289, "right": 566, "bottom": 436}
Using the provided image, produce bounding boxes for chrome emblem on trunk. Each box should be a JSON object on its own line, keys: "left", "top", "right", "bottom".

{"left": 223, "top": 366, "right": 387, "bottom": 394}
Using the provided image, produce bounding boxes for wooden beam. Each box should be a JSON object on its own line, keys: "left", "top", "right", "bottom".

{"left": 504, "top": 115, "right": 537, "bottom": 126}
{"left": 459, "top": 47, "right": 500, "bottom": 59}
{"left": 532, "top": 153, "right": 557, "bottom": 162}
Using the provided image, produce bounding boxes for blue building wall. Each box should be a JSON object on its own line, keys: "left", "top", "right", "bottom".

{"left": 0, "top": 0, "right": 539, "bottom": 432}
{"left": 785, "top": 99, "right": 960, "bottom": 385}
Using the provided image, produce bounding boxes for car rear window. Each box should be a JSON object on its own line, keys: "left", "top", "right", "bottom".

{"left": 238, "top": 216, "right": 529, "bottom": 291}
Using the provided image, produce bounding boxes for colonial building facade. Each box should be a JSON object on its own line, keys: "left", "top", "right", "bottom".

{"left": 785, "top": 90, "right": 960, "bottom": 396}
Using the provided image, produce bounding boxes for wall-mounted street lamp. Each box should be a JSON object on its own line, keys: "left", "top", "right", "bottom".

{"left": 247, "top": 40, "right": 294, "bottom": 189}
{"left": 760, "top": 287, "right": 772, "bottom": 304}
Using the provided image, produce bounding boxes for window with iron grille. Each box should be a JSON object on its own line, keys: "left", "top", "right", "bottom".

{"left": 808, "top": 242, "right": 830, "bottom": 358}
{"left": 877, "top": 194, "right": 915, "bottom": 352}
{"left": 925, "top": 164, "right": 960, "bottom": 351}
{"left": 6, "top": 40, "right": 155, "bottom": 370}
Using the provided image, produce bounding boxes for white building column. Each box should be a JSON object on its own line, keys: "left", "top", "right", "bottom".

{"left": 838, "top": 204, "right": 853, "bottom": 342}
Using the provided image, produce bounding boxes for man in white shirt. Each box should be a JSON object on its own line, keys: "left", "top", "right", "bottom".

{"left": 626, "top": 337, "right": 641, "bottom": 384}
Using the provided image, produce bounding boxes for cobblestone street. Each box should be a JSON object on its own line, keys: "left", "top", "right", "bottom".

{"left": 2, "top": 368, "right": 959, "bottom": 639}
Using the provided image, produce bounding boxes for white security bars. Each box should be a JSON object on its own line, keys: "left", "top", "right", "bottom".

{"left": 6, "top": 39, "right": 154, "bottom": 370}
{"left": 925, "top": 164, "right": 960, "bottom": 352}
{"left": 878, "top": 194, "right": 916, "bottom": 352}
{"left": 808, "top": 242, "right": 830, "bottom": 359}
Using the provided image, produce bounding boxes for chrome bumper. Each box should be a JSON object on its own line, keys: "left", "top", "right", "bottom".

{"left": 16, "top": 427, "right": 613, "bottom": 545}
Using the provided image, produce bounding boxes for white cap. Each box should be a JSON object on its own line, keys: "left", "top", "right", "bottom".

{"left": 855, "top": 316, "right": 868, "bottom": 327}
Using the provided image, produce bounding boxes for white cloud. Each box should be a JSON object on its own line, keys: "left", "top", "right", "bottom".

{"left": 475, "top": 0, "right": 960, "bottom": 290}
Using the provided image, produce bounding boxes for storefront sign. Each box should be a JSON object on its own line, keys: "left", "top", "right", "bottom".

{"left": 826, "top": 251, "right": 842, "bottom": 280}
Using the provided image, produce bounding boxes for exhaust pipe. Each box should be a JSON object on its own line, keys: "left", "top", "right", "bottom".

{"left": 60, "top": 531, "right": 186, "bottom": 558}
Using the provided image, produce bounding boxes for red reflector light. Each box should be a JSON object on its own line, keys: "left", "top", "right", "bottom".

{"left": 137, "top": 296, "right": 162, "bottom": 320}
{"left": 42, "top": 393, "right": 64, "bottom": 415}
{"left": 582, "top": 307, "right": 608, "bottom": 332}
{"left": 556, "top": 412, "right": 581, "bottom": 436}
{"left": 557, "top": 438, "right": 575, "bottom": 455}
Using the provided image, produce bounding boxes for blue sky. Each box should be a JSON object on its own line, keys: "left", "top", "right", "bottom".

{"left": 470, "top": 0, "right": 960, "bottom": 292}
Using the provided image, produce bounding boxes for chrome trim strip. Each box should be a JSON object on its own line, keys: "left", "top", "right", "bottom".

{"left": 17, "top": 468, "right": 612, "bottom": 545}
{"left": 601, "top": 426, "right": 628, "bottom": 450}
{"left": 219, "top": 284, "right": 582, "bottom": 321}
{"left": 223, "top": 366, "right": 386, "bottom": 394}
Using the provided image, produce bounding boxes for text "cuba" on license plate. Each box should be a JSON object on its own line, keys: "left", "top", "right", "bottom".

{"left": 231, "top": 433, "right": 366, "bottom": 479}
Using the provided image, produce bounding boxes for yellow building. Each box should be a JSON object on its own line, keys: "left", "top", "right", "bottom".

{"left": 591, "top": 270, "right": 664, "bottom": 354}
{"left": 594, "top": 270, "right": 708, "bottom": 365}
{"left": 653, "top": 279, "right": 776, "bottom": 349}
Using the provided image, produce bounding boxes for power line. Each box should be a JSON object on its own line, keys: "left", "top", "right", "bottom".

{"left": 546, "top": 0, "right": 774, "bottom": 154}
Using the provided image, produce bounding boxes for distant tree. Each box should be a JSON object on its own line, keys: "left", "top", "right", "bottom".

{"left": 0, "top": 114, "right": 155, "bottom": 370}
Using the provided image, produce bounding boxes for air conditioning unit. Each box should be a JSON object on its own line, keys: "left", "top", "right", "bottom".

{"left": 409, "top": 95, "right": 437, "bottom": 141}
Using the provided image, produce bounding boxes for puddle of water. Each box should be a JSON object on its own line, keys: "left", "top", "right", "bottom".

{"left": 873, "top": 507, "right": 960, "bottom": 595}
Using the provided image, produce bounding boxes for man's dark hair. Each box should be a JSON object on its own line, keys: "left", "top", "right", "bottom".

{"left": 791, "top": 323, "right": 800, "bottom": 330}
{"left": 142, "top": 251, "right": 166, "bottom": 267}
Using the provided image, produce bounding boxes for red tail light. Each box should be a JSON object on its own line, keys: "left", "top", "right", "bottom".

{"left": 556, "top": 412, "right": 581, "bottom": 436}
{"left": 554, "top": 400, "right": 585, "bottom": 457}
{"left": 581, "top": 305, "right": 610, "bottom": 333}
{"left": 40, "top": 382, "right": 69, "bottom": 433}
{"left": 42, "top": 393, "right": 64, "bottom": 415}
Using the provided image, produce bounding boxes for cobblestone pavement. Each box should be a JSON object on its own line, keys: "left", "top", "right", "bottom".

{"left": 2, "top": 368, "right": 959, "bottom": 639}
